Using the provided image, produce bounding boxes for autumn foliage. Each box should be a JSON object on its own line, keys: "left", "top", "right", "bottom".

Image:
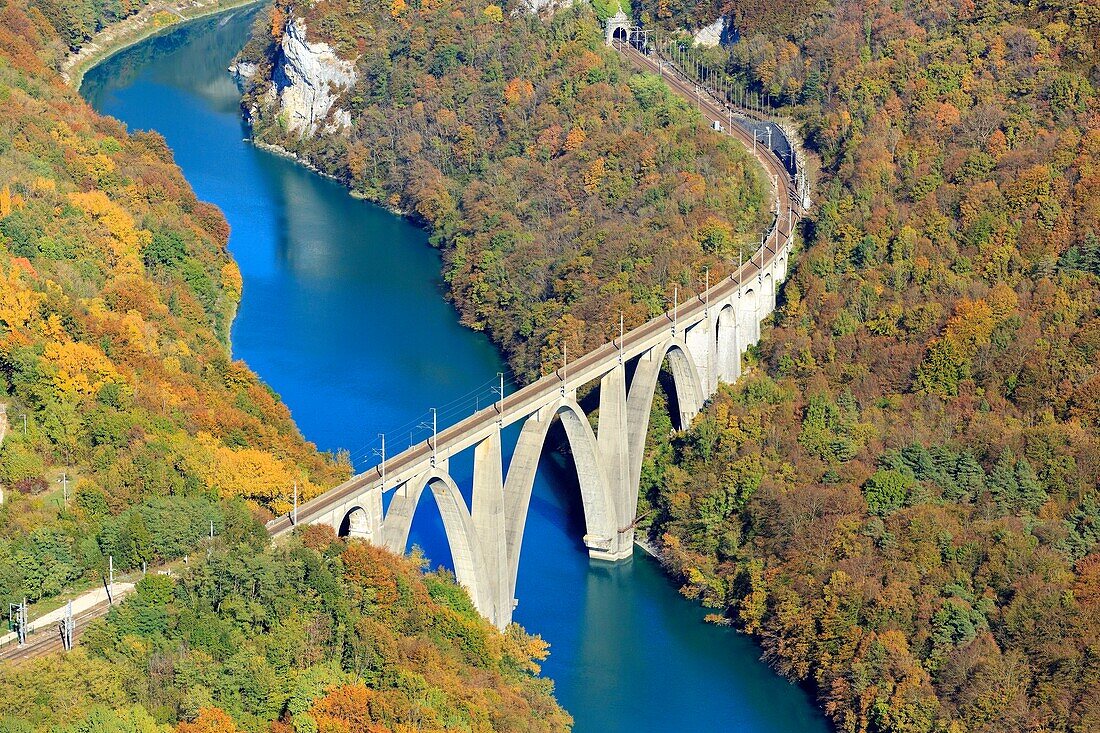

{"left": 0, "top": 535, "right": 570, "bottom": 732}
{"left": 629, "top": 0, "right": 1100, "bottom": 731}
{"left": 0, "top": 0, "right": 348, "bottom": 612}
{"left": 240, "top": 0, "right": 771, "bottom": 380}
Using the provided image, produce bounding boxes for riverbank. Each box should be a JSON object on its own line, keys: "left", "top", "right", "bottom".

{"left": 78, "top": 12, "right": 834, "bottom": 731}
{"left": 62, "top": 0, "right": 266, "bottom": 88}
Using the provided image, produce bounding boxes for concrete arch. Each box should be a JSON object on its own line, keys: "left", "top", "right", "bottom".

{"left": 338, "top": 506, "right": 371, "bottom": 539}
{"left": 625, "top": 338, "right": 706, "bottom": 504}
{"left": 381, "top": 468, "right": 492, "bottom": 612}
{"left": 502, "top": 399, "right": 617, "bottom": 594}
{"left": 739, "top": 288, "right": 758, "bottom": 346}
{"left": 763, "top": 272, "right": 776, "bottom": 316}
{"left": 715, "top": 304, "right": 739, "bottom": 385}
{"left": 778, "top": 256, "right": 787, "bottom": 281}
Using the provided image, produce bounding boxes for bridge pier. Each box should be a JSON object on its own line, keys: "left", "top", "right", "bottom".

{"left": 472, "top": 429, "right": 511, "bottom": 628}
{"left": 289, "top": 200, "right": 801, "bottom": 632}
{"left": 596, "top": 364, "right": 634, "bottom": 561}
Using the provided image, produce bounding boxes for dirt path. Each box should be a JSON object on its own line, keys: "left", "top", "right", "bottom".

{"left": 62, "top": 0, "right": 264, "bottom": 88}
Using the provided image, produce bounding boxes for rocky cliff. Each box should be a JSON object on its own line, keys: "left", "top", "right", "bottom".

{"left": 264, "top": 17, "right": 355, "bottom": 134}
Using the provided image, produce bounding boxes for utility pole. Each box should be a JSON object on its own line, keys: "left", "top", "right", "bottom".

{"left": 21, "top": 414, "right": 26, "bottom": 436}
{"left": 59, "top": 471, "right": 68, "bottom": 504}
{"left": 292, "top": 479, "right": 298, "bottom": 525}
{"left": 495, "top": 373, "right": 505, "bottom": 427}
{"left": 209, "top": 520, "right": 214, "bottom": 540}
{"left": 673, "top": 285, "right": 679, "bottom": 336}
{"left": 560, "top": 341, "right": 568, "bottom": 398}
{"left": 430, "top": 408, "right": 438, "bottom": 466}
{"left": 376, "top": 434, "right": 386, "bottom": 490}
{"left": 108, "top": 556, "right": 114, "bottom": 596}
{"left": 618, "top": 311, "right": 625, "bottom": 364}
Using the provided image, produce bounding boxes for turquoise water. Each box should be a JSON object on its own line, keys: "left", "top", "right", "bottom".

{"left": 82, "top": 10, "right": 832, "bottom": 732}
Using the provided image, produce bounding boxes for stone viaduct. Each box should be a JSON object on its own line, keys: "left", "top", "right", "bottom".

{"left": 267, "top": 37, "right": 807, "bottom": 629}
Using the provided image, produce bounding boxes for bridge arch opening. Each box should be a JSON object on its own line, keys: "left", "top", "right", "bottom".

{"left": 380, "top": 469, "right": 489, "bottom": 608}
{"left": 503, "top": 399, "right": 619, "bottom": 591}
{"left": 625, "top": 339, "right": 705, "bottom": 508}
{"left": 338, "top": 506, "right": 371, "bottom": 539}
{"left": 739, "top": 288, "right": 758, "bottom": 346}
{"left": 715, "top": 304, "right": 738, "bottom": 385}
{"left": 763, "top": 272, "right": 775, "bottom": 313}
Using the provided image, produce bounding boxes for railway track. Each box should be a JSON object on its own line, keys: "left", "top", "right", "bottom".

{"left": 0, "top": 603, "right": 109, "bottom": 663}
{"left": 266, "top": 38, "right": 806, "bottom": 537}
{"left": 1, "top": 33, "right": 808, "bottom": 665}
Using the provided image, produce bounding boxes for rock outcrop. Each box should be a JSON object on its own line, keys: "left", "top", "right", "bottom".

{"left": 228, "top": 60, "right": 257, "bottom": 81}
{"left": 268, "top": 18, "right": 356, "bottom": 134}
{"left": 691, "top": 16, "right": 739, "bottom": 47}
{"left": 522, "top": 0, "right": 573, "bottom": 14}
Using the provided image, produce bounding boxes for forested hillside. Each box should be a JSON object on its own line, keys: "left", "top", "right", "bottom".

{"left": 0, "top": 526, "right": 570, "bottom": 733}
{"left": 0, "top": 0, "right": 348, "bottom": 612}
{"left": 0, "top": 4, "right": 569, "bottom": 730}
{"left": 627, "top": 0, "right": 1100, "bottom": 731}
{"left": 240, "top": 0, "right": 770, "bottom": 379}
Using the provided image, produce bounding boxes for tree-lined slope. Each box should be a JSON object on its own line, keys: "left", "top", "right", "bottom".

{"left": 627, "top": 0, "right": 1100, "bottom": 731}
{"left": 241, "top": 0, "right": 770, "bottom": 379}
{"left": 0, "top": 5, "right": 568, "bottom": 731}
{"left": 0, "top": 0, "right": 350, "bottom": 612}
{"left": 0, "top": 527, "right": 570, "bottom": 732}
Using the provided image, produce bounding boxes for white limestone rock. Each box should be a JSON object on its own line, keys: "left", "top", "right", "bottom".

{"left": 693, "top": 15, "right": 728, "bottom": 47}
{"left": 522, "top": 0, "right": 573, "bottom": 14}
{"left": 271, "top": 18, "right": 356, "bottom": 135}
{"left": 228, "top": 60, "right": 258, "bottom": 80}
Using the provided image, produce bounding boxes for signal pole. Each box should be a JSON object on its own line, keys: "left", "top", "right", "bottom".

{"left": 60, "top": 601, "right": 73, "bottom": 651}
{"left": 9, "top": 599, "right": 27, "bottom": 645}
{"left": 704, "top": 267, "right": 710, "bottom": 313}
{"left": 560, "top": 341, "right": 568, "bottom": 397}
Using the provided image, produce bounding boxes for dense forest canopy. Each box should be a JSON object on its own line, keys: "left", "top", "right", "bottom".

{"left": 0, "top": 0, "right": 351, "bottom": 615}
{"left": 0, "top": 526, "right": 570, "bottom": 732}
{"left": 241, "top": 0, "right": 771, "bottom": 380}
{"left": 622, "top": 0, "right": 1100, "bottom": 732}
{"left": 0, "top": 5, "right": 568, "bottom": 732}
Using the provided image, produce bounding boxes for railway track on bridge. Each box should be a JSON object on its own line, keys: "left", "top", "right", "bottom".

{"left": 267, "top": 42, "right": 806, "bottom": 539}
{"left": 1, "top": 29, "right": 809, "bottom": 662}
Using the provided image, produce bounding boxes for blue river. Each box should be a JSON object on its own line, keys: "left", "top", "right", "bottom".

{"left": 81, "top": 8, "right": 832, "bottom": 732}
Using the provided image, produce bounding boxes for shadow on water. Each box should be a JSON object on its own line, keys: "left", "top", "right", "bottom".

{"left": 82, "top": 10, "right": 833, "bottom": 733}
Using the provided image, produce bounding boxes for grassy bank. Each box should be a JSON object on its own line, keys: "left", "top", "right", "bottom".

{"left": 63, "top": 0, "right": 267, "bottom": 88}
